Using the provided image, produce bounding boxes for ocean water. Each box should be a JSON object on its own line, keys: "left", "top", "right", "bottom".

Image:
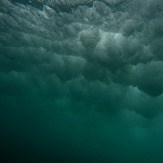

{"left": 0, "top": 0, "right": 163, "bottom": 162}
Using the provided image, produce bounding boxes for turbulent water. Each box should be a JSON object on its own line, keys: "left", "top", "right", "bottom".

{"left": 10, "top": 0, "right": 131, "bottom": 8}
{"left": 0, "top": 0, "right": 163, "bottom": 163}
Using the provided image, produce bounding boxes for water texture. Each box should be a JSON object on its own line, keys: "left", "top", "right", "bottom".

{"left": 0, "top": 0, "right": 163, "bottom": 162}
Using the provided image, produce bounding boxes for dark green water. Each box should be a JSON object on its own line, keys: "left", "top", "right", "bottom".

{"left": 0, "top": 0, "right": 163, "bottom": 162}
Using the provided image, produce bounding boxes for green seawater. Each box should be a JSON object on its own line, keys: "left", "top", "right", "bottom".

{"left": 0, "top": 0, "right": 163, "bottom": 162}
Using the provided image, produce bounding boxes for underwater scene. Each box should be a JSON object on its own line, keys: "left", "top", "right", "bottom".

{"left": 0, "top": 0, "right": 163, "bottom": 162}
